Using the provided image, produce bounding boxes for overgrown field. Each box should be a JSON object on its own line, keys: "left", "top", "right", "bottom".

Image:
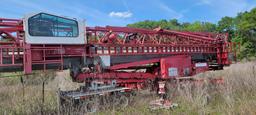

{"left": 0, "top": 61, "right": 256, "bottom": 115}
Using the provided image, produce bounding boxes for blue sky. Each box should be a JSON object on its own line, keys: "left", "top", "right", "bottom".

{"left": 0, "top": 0, "right": 255, "bottom": 26}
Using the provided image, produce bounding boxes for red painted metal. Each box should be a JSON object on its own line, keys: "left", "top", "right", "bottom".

{"left": 193, "top": 62, "right": 209, "bottom": 74}
{"left": 87, "top": 43, "right": 216, "bottom": 56}
{"left": 77, "top": 72, "right": 155, "bottom": 80}
{"left": 0, "top": 15, "right": 237, "bottom": 90}
{"left": 160, "top": 55, "right": 192, "bottom": 79}
{"left": 85, "top": 26, "right": 233, "bottom": 68}
{"left": 86, "top": 26, "right": 219, "bottom": 45}
{"left": 110, "top": 58, "right": 160, "bottom": 70}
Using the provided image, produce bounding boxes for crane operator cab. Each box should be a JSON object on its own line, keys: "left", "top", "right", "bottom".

{"left": 24, "top": 12, "right": 86, "bottom": 44}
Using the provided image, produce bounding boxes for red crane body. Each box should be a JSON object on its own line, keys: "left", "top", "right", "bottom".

{"left": 0, "top": 13, "right": 238, "bottom": 89}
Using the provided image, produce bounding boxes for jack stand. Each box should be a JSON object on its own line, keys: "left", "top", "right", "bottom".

{"left": 149, "top": 81, "right": 178, "bottom": 110}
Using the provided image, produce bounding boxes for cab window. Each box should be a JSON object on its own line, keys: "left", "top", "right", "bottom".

{"left": 28, "top": 13, "right": 78, "bottom": 37}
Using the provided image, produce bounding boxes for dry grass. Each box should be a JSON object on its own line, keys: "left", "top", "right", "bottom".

{"left": 0, "top": 61, "right": 256, "bottom": 115}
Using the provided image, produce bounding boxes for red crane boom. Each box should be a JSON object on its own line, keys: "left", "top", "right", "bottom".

{"left": 0, "top": 12, "right": 238, "bottom": 89}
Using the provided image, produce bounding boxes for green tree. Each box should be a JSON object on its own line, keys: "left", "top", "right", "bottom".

{"left": 217, "top": 16, "right": 234, "bottom": 33}
{"left": 237, "top": 8, "right": 256, "bottom": 57}
{"left": 127, "top": 20, "right": 158, "bottom": 29}
{"left": 217, "top": 16, "right": 235, "bottom": 41}
{"left": 127, "top": 19, "right": 182, "bottom": 30}
{"left": 184, "top": 21, "right": 216, "bottom": 32}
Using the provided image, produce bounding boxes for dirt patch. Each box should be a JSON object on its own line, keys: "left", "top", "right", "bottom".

{"left": 46, "top": 70, "right": 82, "bottom": 91}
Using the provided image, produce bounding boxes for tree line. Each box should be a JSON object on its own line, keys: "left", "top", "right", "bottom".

{"left": 127, "top": 7, "right": 256, "bottom": 59}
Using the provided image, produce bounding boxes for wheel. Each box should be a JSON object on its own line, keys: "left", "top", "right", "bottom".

{"left": 80, "top": 97, "right": 100, "bottom": 113}
{"left": 119, "top": 95, "right": 129, "bottom": 108}
{"left": 57, "top": 92, "right": 74, "bottom": 114}
{"left": 85, "top": 100, "right": 99, "bottom": 113}
{"left": 113, "top": 95, "right": 129, "bottom": 110}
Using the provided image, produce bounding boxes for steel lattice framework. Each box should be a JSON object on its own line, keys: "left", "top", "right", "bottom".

{"left": 0, "top": 17, "right": 238, "bottom": 77}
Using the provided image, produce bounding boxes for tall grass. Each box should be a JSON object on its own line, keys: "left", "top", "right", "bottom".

{"left": 0, "top": 71, "right": 57, "bottom": 115}
{"left": 173, "top": 61, "right": 256, "bottom": 115}
{"left": 0, "top": 61, "right": 255, "bottom": 115}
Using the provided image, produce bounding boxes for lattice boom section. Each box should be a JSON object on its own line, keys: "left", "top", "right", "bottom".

{"left": 88, "top": 44, "right": 216, "bottom": 56}
{"left": 86, "top": 26, "right": 223, "bottom": 46}
{"left": 0, "top": 45, "right": 23, "bottom": 67}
